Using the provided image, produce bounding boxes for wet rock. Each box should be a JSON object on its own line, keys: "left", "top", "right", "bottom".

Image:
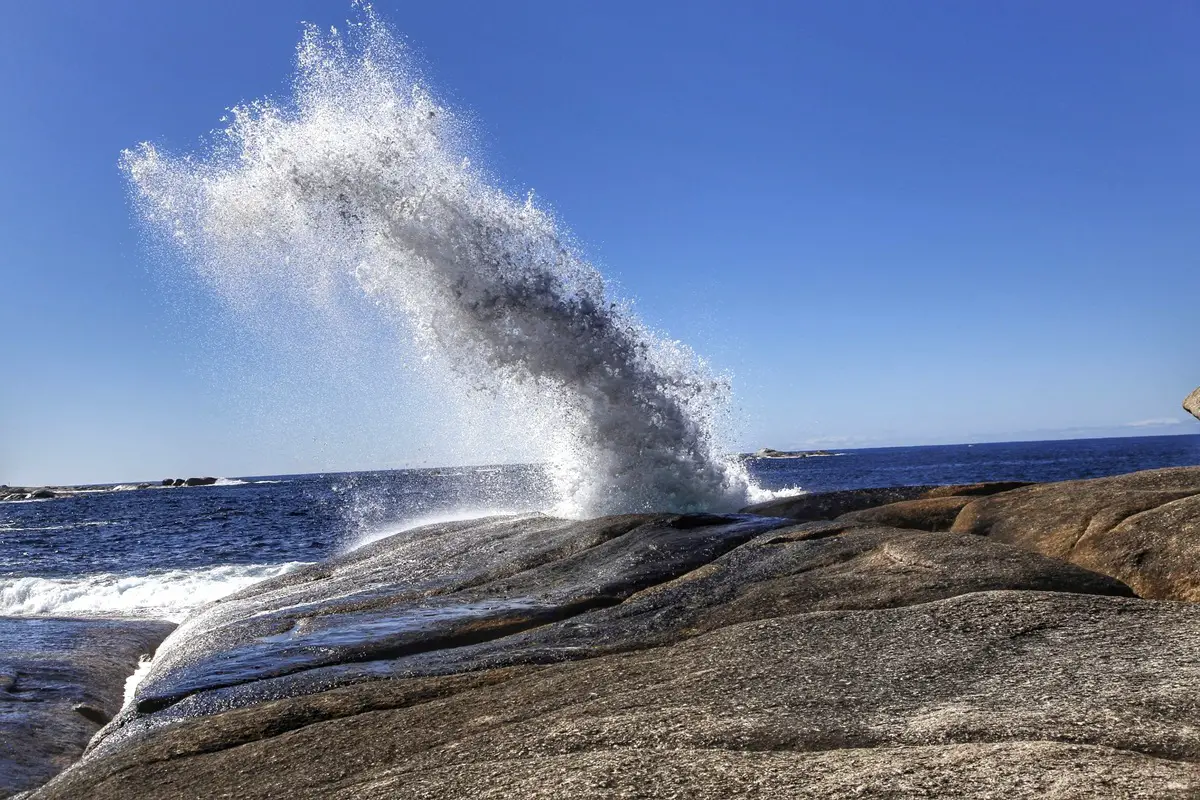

{"left": 951, "top": 466, "right": 1200, "bottom": 600}
{"left": 29, "top": 489, "right": 56, "bottom": 500}
{"left": 29, "top": 591, "right": 1200, "bottom": 800}
{"left": 25, "top": 508, "right": 1158, "bottom": 799}
{"left": 71, "top": 704, "right": 112, "bottom": 726}
{"left": 115, "top": 519, "right": 1131, "bottom": 728}
{"left": 1185, "top": 387, "right": 1200, "bottom": 421}
{"left": 122, "top": 513, "right": 792, "bottom": 717}
{"left": 0, "top": 617, "right": 175, "bottom": 797}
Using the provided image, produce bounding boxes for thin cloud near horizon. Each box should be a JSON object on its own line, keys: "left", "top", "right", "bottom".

{"left": 1125, "top": 418, "right": 1186, "bottom": 428}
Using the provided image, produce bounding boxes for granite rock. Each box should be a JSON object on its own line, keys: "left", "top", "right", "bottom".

{"left": 837, "top": 495, "right": 976, "bottom": 531}
{"left": 29, "top": 592, "right": 1200, "bottom": 799}
{"left": 741, "top": 481, "right": 1034, "bottom": 522}
{"left": 1185, "top": 387, "right": 1200, "bottom": 421}
{"left": 25, "top": 507, "right": 1169, "bottom": 799}
{"left": 952, "top": 466, "right": 1200, "bottom": 600}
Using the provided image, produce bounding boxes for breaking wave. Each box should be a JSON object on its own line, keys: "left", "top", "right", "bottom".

{"left": 0, "top": 563, "right": 309, "bottom": 622}
{"left": 122, "top": 7, "right": 785, "bottom": 516}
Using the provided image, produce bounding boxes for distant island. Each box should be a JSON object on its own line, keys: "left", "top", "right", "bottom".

{"left": 749, "top": 448, "right": 838, "bottom": 459}
{"left": 0, "top": 477, "right": 220, "bottom": 502}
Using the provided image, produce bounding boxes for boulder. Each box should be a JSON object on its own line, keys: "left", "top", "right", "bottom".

{"left": 183, "top": 477, "right": 218, "bottom": 487}
{"left": 951, "top": 466, "right": 1200, "bottom": 600}
{"left": 0, "top": 617, "right": 175, "bottom": 797}
{"left": 1185, "top": 387, "right": 1200, "bottom": 421}
{"left": 25, "top": 511, "right": 1163, "bottom": 799}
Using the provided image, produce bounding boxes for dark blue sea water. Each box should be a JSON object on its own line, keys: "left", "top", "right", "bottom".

{"left": 749, "top": 434, "right": 1200, "bottom": 495}
{"left": 2, "top": 434, "right": 1198, "bottom": 621}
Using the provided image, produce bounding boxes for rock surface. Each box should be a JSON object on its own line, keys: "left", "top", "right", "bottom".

{"left": 951, "top": 466, "right": 1200, "bottom": 600}
{"left": 29, "top": 500, "right": 1196, "bottom": 799}
{"left": 740, "top": 480, "right": 1034, "bottom": 523}
{"left": 837, "top": 495, "right": 976, "bottom": 531}
{"left": 29, "top": 592, "right": 1200, "bottom": 799}
{"left": 1185, "top": 387, "right": 1200, "bottom": 421}
{"left": 741, "top": 485, "right": 938, "bottom": 520}
{"left": 0, "top": 618, "right": 175, "bottom": 798}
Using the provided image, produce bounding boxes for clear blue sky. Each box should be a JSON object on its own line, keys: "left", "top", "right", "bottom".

{"left": 2, "top": 1, "right": 1197, "bottom": 485}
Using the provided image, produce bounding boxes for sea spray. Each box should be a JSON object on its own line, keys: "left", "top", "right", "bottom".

{"left": 122, "top": 8, "right": 768, "bottom": 515}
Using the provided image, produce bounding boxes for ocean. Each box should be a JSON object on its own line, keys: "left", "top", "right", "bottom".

{"left": 2, "top": 434, "right": 1198, "bottom": 624}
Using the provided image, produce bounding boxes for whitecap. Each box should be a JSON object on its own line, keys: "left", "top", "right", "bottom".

{"left": 0, "top": 521, "right": 116, "bottom": 532}
{"left": 0, "top": 562, "right": 310, "bottom": 623}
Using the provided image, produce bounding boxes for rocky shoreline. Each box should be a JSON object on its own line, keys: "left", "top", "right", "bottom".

{"left": 0, "top": 478, "right": 219, "bottom": 503}
{"left": 7, "top": 466, "right": 1200, "bottom": 797}
{"left": 0, "top": 619, "right": 174, "bottom": 798}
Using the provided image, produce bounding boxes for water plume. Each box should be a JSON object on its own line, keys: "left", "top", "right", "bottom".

{"left": 122, "top": 7, "right": 764, "bottom": 515}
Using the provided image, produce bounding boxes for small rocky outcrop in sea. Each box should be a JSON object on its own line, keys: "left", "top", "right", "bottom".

{"left": 0, "top": 477, "right": 224, "bottom": 502}
{"left": 160, "top": 477, "right": 218, "bottom": 487}
{"left": 0, "top": 483, "right": 157, "bottom": 502}
{"left": 0, "top": 486, "right": 66, "bottom": 502}
{"left": 24, "top": 466, "right": 1200, "bottom": 799}
{"left": 751, "top": 447, "right": 835, "bottom": 458}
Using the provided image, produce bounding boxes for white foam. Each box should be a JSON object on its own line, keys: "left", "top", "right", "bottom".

{"left": 0, "top": 562, "right": 310, "bottom": 623}
{"left": 744, "top": 484, "right": 807, "bottom": 505}
{"left": 122, "top": 654, "right": 155, "bottom": 707}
